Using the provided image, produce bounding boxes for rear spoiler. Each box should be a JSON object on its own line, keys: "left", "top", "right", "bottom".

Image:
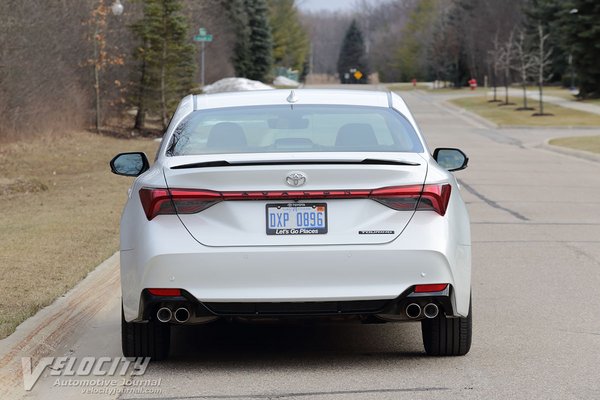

{"left": 171, "top": 159, "right": 420, "bottom": 170}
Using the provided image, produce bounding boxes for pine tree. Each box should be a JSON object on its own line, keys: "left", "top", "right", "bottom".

{"left": 445, "top": 0, "right": 471, "bottom": 87}
{"left": 394, "top": 0, "right": 436, "bottom": 83}
{"left": 268, "top": 0, "right": 309, "bottom": 73}
{"left": 557, "top": 0, "right": 600, "bottom": 98}
{"left": 131, "top": 0, "right": 195, "bottom": 130}
{"left": 223, "top": 0, "right": 273, "bottom": 81}
{"left": 245, "top": 0, "right": 273, "bottom": 81}
{"left": 337, "top": 20, "right": 369, "bottom": 84}
{"left": 222, "top": 0, "right": 251, "bottom": 77}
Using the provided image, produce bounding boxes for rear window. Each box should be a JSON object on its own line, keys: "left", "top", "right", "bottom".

{"left": 166, "top": 105, "right": 423, "bottom": 156}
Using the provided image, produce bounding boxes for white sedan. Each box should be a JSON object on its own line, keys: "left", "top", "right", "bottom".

{"left": 111, "top": 89, "right": 472, "bottom": 360}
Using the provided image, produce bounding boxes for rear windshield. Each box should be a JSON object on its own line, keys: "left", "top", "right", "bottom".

{"left": 166, "top": 105, "right": 424, "bottom": 156}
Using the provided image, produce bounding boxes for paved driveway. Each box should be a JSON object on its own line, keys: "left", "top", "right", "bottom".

{"left": 4, "top": 88, "right": 600, "bottom": 400}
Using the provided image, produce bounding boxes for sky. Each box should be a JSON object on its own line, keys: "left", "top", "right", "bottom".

{"left": 296, "top": 0, "right": 387, "bottom": 13}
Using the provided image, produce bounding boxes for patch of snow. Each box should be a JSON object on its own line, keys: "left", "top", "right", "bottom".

{"left": 273, "top": 76, "right": 300, "bottom": 87}
{"left": 202, "top": 77, "right": 273, "bottom": 94}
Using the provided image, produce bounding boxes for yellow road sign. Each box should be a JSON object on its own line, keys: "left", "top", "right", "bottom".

{"left": 353, "top": 71, "right": 363, "bottom": 80}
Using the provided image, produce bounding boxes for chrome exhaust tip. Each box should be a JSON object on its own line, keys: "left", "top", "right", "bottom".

{"left": 174, "top": 307, "right": 190, "bottom": 323}
{"left": 405, "top": 303, "right": 421, "bottom": 319}
{"left": 156, "top": 307, "right": 172, "bottom": 323}
{"left": 423, "top": 303, "right": 439, "bottom": 319}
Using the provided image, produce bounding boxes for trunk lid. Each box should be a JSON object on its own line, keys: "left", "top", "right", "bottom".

{"left": 162, "top": 152, "right": 427, "bottom": 246}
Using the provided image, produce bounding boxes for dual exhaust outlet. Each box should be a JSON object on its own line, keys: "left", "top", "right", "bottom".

{"left": 159, "top": 303, "right": 437, "bottom": 322}
{"left": 405, "top": 302, "right": 439, "bottom": 319}
{"left": 157, "top": 306, "right": 190, "bottom": 323}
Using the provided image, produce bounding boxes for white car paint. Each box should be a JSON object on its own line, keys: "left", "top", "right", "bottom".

{"left": 119, "top": 89, "right": 471, "bottom": 324}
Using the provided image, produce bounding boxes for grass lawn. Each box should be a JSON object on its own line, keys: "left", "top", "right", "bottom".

{"left": 549, "top": 136, "right": 600, "bottom": 154}
{"left": 0, "top": 131, "right": 159, "bottom": 339}
{"left": 449, "top": 96, "right": 600, "bottom": 127}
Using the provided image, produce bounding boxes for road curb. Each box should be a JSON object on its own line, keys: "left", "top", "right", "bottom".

{"left": 540, "top": 140, "right": 600, "bottom": 163}
{"left": 0, "top": 252, "right": 120, "bottom": 398}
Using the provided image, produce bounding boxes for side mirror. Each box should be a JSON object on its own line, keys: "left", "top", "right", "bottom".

{"left": 110, "top": 152, "right": 150, "bottom": 177}
{"left": 433, "top": 148, "right": 468, "bottom": 172}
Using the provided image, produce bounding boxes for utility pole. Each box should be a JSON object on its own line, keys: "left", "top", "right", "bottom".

{"left": 193, "top": 27, "right": 213, "bottom": 87}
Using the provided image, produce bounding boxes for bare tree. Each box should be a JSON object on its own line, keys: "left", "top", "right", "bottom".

{"left": 512, "top": 31, "right": 535, "bottom": 110}
{"left": 300, "top": 11, "right": 352, "bottom": 77}
{"left": 86, "top": 0, "right": 125, "bottom": 133}
{"left": 301, "top": 1, "right": 419, "bottom": 82}
{"left": 0, "top": 0, "right": 141, "bottom": 140}
{"left": 532, "top": 22, "right": 553, "bottom": 116}
{"left": 427, "top": 1, "right": 460, "bottom": 87}
{"left": 0, "top": 1, "right": 92, "bottom": 139}
{"left": 351, "top": 0, "right": 419, "bottom": 83}
{"left": 458, "top": 0, "right": 527, "bottom": 85}
{"left": 498, "top": 30, "right": 515, "bottom": 106}
{"left": 487, "top": 33, "right": 502, "bottom": 102}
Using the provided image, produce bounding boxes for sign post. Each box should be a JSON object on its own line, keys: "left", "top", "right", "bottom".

{"left": 193, "top": 28, "right": 213, "bottom": 87}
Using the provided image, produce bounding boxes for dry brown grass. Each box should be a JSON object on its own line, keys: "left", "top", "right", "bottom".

{"left": 450, "top": 96, "right": 600, "bottom": 127}
{"left": 549, "top": 136, "right": 600, "bottom": 154}
{"left": 0, "top": 131, "right": 159, "bottom": 339}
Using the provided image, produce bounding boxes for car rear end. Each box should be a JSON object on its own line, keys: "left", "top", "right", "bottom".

{"left": 117, "top": 90, "right": 472, "bottom": 358}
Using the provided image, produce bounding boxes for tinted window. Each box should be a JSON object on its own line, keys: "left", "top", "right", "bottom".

{"left": 167, "top": 105, "right": 423, "bottom": 156}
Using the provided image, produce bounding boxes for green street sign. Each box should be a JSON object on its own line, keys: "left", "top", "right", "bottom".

{"left": 194, "top": 34, "right": 213, "bottom": 42}
{"left": 194, "top": 27, "right": 213, "bottom": 42}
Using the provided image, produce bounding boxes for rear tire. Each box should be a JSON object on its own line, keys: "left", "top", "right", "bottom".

{"left": 421, "top": 296, "right": 472, "bottom": 356}
{"left": 121, "top": 306, "right": 170, "bottom": 360}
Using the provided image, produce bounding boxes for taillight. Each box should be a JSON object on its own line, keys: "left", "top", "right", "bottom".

{"left": 139, "top": 188, "right": 175, "bottom": 220}
{"left": 139, "top": 188, "right": 221, "bottom": 220}
{"left": 370, "top": 185, "right": 423, "bottom": 211}
{"left": 139, "top": 183, "right": 451, "bottom": 220}
{"left": 371, "top": 184, "right": 451, "bottom": 216}
{"left": 169, "top": 189, "right": 222, "bottom": 214}
{"left": 418, "top": 184, "right": 451, "bottom": 216}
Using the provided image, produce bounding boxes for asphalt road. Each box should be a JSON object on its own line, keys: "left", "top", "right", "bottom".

{"left": 7, "top": 88, "right": 600, "bottom": 400}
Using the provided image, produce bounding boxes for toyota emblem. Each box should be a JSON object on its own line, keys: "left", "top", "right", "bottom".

{"left": 285, "top": 172, "right": 307, "bottom": 187}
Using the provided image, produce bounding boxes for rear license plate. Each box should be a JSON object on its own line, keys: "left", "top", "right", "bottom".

{"left": 266, "top": 203, "right": 327, "bottom": 235}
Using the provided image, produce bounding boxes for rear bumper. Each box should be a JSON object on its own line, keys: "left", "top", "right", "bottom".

{"left": 121, "top": 212, "right": 471, "bottom": 322}
{"left": 122, "top": 246, "right": 470, "bottom": 322}
{"left": 138, "top": 248, "right": 454, "bottom": 301}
